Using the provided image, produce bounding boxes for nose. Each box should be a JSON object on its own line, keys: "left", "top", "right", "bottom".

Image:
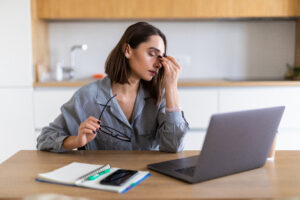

{"left": 154, "top": 58, "right": 162, "bottom": 69}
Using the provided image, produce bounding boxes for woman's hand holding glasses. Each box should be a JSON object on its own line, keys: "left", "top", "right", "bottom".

{"left": 76, "top": 116, "right": 100, "bottom": 147}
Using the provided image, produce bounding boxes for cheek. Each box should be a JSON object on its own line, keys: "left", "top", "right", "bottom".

{"left": 143, "top": 56, "right": 153, "bottom": 64}
{"left": 135, "top": 54, "right": 153, "bottom": 66}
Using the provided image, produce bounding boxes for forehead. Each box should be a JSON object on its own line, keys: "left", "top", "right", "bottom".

{"left": 138, "top": 35, "right": 165, "bottom": 53}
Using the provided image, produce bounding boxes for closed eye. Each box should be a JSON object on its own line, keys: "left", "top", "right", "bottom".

{"left": 148, "top": 51, "right": 156, "bottom": 57}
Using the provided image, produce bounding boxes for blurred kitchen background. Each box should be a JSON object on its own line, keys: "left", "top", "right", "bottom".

{"left": 49, "top": 21, "right": 294, "bottom": 80}
{"left": 1, "top": 0, "right": 300, "bottom": 163}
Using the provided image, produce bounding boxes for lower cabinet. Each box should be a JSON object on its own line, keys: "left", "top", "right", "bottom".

{"left": 32, "top": 86, "right": 300, "bottom": 151}
{"left": 178, "top": 87, "right": 219, "bottom": 129}
{"left": 33, "top": 88, "right": 77, "bottom": 130}
{"left": 183, "top": 131, "right": 206, "bottom": 150}
{"left": 277, "top": 131, "right": 300, "bottom": 150}
{"left": 219, "top": 87, "right": 300, "bottom": 129}
{"left": 0, "top": 88, "right": 35, "bottom": 163}
{"left": 183, "top": 86, "right": 300, "bottom": 150}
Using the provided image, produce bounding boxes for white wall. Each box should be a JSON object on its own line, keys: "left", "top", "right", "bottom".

{"left": 0, "top": 0, "right": 34, "bottom": 163}
{"left": 0, "top": 0, "right": 33, "bottom": 87}
{"left": 49, "top": 20, "right": 295, "bottom": 80}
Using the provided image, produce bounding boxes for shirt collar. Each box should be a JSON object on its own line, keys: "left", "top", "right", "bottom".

{"left": 95, "top": 76, "right": 114, "bottom": 106}
{"left": 95, "top": 77, "right": 152, "bottom": 105}
{"left": 131, "top": 83, "right": 152, "bottom": 122}
{"left": 95, "top": 76, "right": 153, "bottom": 128}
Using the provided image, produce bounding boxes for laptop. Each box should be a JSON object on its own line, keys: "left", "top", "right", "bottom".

{"left": 147, "top": 106, "right": 285, "bottom": 184}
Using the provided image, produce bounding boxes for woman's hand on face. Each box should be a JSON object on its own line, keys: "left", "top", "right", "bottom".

{"left": 159, "top": 56, "right": 181, "bottom": 88}
{"left": 76, "top": 116, "right": 100, "bottom": 147}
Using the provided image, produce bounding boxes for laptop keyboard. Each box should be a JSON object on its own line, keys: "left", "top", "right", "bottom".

{"left": 175, "top": 166, "right": 195, "bottom": 176}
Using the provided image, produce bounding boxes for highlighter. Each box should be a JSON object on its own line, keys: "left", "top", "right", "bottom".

{"left": 87, "top": 169, "right": 110, "bottom": 181}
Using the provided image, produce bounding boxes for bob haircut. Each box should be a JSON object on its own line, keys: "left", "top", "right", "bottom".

{"left": 105, "top": 22, "right": 167, "bottom": 104}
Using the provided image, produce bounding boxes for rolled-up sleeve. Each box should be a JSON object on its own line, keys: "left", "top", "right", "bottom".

{"left": 156, "top": 101, "right": 190, "bottom": 153}
{"left": 36, "top": 93, "right": 83, "bottom": 153}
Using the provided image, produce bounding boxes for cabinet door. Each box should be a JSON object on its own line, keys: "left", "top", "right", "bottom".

{"left": 0, "top": 0, "right": 32, "bottom": 86}
{"left": 37, "top": 0, "right": 299, "bottom": 19}
{"left": 33, "top": 88, "right": 77, "bottom": 130}
{"left": 179, "top": 88, "right": 218, "bottom": 129}
{"left": 219, "top": 87, "right": 300, "bottom": 129}
{"left": 184, "top": 131, "right": 206, "bottom": 150}
{"left": 0, "top": 88, "right": 34, "bottom": 163}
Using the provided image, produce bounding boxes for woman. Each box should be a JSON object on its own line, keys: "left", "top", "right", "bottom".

{"left": 37, "top": 22, "right": 189, "bottom": 153}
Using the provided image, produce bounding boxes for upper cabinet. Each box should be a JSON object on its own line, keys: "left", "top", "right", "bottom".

{"left": 37, "top": 0, "right": 300, "bottom": 20}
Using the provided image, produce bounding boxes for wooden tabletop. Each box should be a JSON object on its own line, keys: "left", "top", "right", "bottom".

{"left": 1, "top": 150, "right": 300, "bottom": 199}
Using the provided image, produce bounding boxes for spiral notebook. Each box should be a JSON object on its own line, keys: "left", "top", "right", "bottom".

{"left": 35, "top": 162, "right": 151, "bottom": 193}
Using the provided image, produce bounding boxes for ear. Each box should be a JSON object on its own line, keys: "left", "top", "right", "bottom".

{"left": 122, "top": 43, "right": 132, "bottom": 59}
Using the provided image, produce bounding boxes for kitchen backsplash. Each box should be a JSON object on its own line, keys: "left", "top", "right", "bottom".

{"left": 49, "top": 20, "right": 295, "bottom": 80}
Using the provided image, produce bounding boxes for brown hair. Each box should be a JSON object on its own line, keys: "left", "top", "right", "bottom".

{"left": 105, "top": 22, "right": 167, "bottom": 104}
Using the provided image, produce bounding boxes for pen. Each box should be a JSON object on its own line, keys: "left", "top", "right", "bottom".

{"left": 88, "top": 168, "right": 110, "bottom": 181}
{"left": 75, "top": 164, "right": 110, "bottom": 183}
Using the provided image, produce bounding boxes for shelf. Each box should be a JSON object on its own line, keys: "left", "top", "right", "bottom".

{"left": 33, "top": 80, "right": 92, "bottom": 87}
{"left": 33, "top": 79, "right": 300, "bottom": 88}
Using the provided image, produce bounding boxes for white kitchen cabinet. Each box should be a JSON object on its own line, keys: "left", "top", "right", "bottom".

{"left": 0, "top": 88, "right": 35, "bottom": 163}
{"left": 0, "top": 0, "right": 33, "bottom": 87}
{"left": 183, "top": 128, "right": 300, "bottom": 151}
{"left": 219, "top": 87, "right": 300, "bottom": 129}
{"left": 33, "top": 88, "right": 77, "bottom": 130}
{"left": 178, "top": 88, "right": 219, "bottom": 129}
{"left": 277, "top": 131, "right": 300, "bottom": 150}
{"left": 32, "top": 86, "right": 300, "bottom": 151}
{"left": 183, "top": 131, "right": 206, "bottom": 150}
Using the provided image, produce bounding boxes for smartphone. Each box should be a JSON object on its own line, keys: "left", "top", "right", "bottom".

{"left": 100, "top": 169, "right": 138, "bottom": 186}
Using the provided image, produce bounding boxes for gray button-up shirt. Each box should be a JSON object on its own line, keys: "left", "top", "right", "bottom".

{"left": 37, "top": 77, "right": 189, "bottom": 153}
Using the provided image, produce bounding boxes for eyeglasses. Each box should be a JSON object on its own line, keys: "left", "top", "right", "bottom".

{"left": 98, "top": 94, "right": 131, "bottom": 142}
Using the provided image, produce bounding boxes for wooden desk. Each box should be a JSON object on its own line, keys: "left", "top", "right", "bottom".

{"left": 0, "top": 150, "right": 300, "bottom": 199}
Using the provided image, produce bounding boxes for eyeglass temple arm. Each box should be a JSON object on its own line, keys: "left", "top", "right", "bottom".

{"left": 98, "top": 94, "right": 117, "bottom": 120}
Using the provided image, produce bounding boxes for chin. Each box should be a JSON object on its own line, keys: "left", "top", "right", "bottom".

{"left": 141, "top": 76, "right": 154, "bottom": 82}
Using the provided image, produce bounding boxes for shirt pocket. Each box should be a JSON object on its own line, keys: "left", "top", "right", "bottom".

{"left": 135, "top": 130, "right": 157, "bottom": 150}
{"left": 95, "top": 131, "right": 131, "bottom": 150}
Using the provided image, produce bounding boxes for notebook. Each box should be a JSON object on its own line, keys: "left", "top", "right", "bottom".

{"left": 36, "top": 162, "right": 151, "bottom": 193}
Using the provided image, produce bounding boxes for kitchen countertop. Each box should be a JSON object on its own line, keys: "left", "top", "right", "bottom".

{"left": 33, "top": 78, "right": 300, "bottom": 88}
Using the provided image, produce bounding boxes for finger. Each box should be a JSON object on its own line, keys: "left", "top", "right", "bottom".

{"left": 161, "top": 57, "right": 177, "bottom": 69}
{"left": 84, "top": 123, "right": 100, "bottom": 132}
{"left": 165, "top": 56, "right": 181, "bottom": 70}
{"left": 79, "top": 120, "right": 100, "bottom": 135}
{"left": 88, "top": 120, "right": 101, "bottom": 129}
{"left": 163, "top": 55, "right": 180, "bottom": 69}
{"left": 88, "top": 116, "right": 101, "bottom": 124}
{"left": 162, "top": 59, "right": 179, "bottom": 73}
{"left": 78, "top": 122, "right": 85, "bottom": 131}
{"left": 163, "top": 61, "right": 180, "bottom": 74}
{"left": 82, "top": 128, "right": 96, "bottom": 135}
{"left": 160, "top": 60, "right": 171, "bottom": 72}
